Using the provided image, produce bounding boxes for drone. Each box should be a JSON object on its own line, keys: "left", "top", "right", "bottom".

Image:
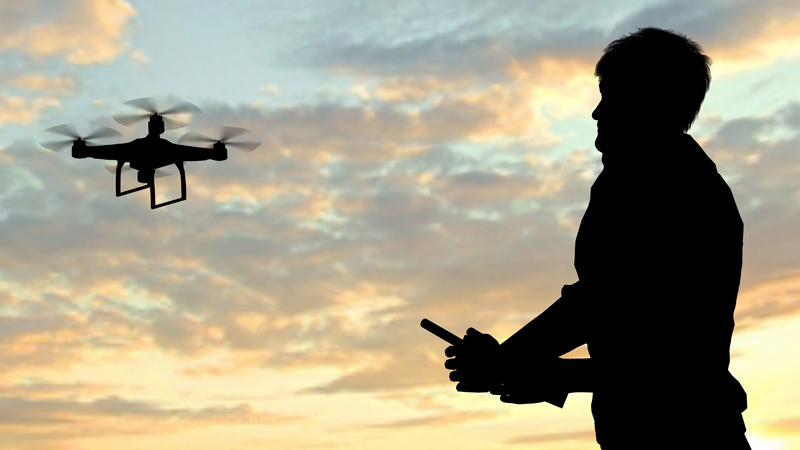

{"left": 39, "top": 97, "right": 261, "bottom": 209}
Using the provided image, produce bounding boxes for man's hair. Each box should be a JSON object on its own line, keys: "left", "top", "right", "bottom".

{"left": 594, "top": 27, "right": 712, "bottom": 133}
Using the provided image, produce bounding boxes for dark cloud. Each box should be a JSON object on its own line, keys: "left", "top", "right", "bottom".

{"left": 297, "top": 350, "right": 444, "bottom": 394}
{"left": 699, "top": 110, "right": 800, "bottom": 288}
{"left": 504, "top": 428, "right": 597, "bottom": 445}
{"left": 294, "top": 22, "right": 604, "bottom": 85}
{"left": 0, "top": 0, "right": 798, "bottom": 402}
{"left": 364, "top": 409, "right": 500, "bottom": 429}
{"left": 0, "top": 394, "right": 303, "bottom": 449}
{"left": 0, "top": 2, "right": 796, "bottom": 449}
{"left": 7, "top": 92, "right": 799, "bottom": 395}
{"left": 609, "top": 0, "right": 800, "bottom": 58}
{"left": 0, "top": 380, "right": 113, "bottom": 399}
{"left": 273, "top": 0, "right": 800, "bottom": 86}
{"left": 779, "top": 100, "right": 800, "bottom": 130}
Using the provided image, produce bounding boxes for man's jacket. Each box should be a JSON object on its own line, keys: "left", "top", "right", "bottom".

{"left": 564, "top": 132, "right": 747, "bottom": 446}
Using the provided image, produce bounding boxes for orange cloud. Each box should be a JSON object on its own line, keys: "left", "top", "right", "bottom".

{"left": 735, "top": 272, "right": 800, "bottom": 327}
{"left": 364, "top": 409, "right": 500, "bottom": 429}
{"left": 0, "top": 95, "right": 60, "bottom": 125}
{"left": 0, "top": 0, "right": 137, "bottom": 65}
{"left": 706, "top": 9, "right": 800, "bottom": 76}
{"left": 2, "top": 73, "right": 76, "bottom": 94}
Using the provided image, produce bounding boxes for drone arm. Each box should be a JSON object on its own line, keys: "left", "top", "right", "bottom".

{"left": 78, "top": 141, "right": 137, "bottom": 161}
{"left": 170, "top": 142, "right": 218, "bottom": 162}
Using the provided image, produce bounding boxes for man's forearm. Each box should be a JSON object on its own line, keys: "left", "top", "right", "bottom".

{"left": 499, "top": 287, "right": 590, "bottom": 361}
{"left": 494, "top": 357, "right": 594, "bottom": 401}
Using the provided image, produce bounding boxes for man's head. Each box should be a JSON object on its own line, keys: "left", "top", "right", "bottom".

{"left": 592, "top": 27, "right": 712, "bottom": 153}
{"left": 147, "top": 114, "right": 165, "bottom": 136}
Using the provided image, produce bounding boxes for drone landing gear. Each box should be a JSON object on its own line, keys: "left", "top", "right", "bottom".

{"left": 150, "top": 161, "right": 186, "bottom": 209}
{"left": 116, "top": 160, "right": 149, "bottom": 197}
{"left": 115, "top": 161, "right": 187, "bottom": 209}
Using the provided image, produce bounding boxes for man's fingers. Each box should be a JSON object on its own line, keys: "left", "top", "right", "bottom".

{"left": 456, "top": 381, "right": 491, "bottom": 393}
{"left": 500, "top": 394, "right": 523, "bottom": 404}
{"left": 499, "top": 392, "right": 547, "bottom": 404}
{"left": 444, "top": 358, "right": 458, "bottom": 370}
{"left": 489, "top": 385, "right": 506, "bottom": 396}
{"left": 449, "top": 369, "right": 486, "bottom": 382}
{"left": 445, "top": 345, "right": 458, "bottom": 357}
{"left": 464, "top": 328, "right": 482, "bottom": 341}
{"left": 464, "top": 328, "right": 500, "bottom": 348}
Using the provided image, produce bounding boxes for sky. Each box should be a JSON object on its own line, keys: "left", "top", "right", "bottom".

{"left": 0, "top": 0, "right": 800, "bottom": 449}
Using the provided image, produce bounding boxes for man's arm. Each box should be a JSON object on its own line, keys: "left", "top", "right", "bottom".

{"left": 492, "top": 357, "right": 594, "bottom": 404}
{"left": 499, "top": 280, "right": 592, "bottom": 362}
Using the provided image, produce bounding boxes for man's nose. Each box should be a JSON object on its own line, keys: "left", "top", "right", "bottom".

{"left": 592, "top": 100, "right": 601, "bottom": 121}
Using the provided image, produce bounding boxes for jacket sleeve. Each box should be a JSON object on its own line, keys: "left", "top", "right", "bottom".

{"left": 499, "top": 279, "right": 594, "bottom": 360}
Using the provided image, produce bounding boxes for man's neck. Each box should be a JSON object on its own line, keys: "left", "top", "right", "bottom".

{"left": 601, "top": 130, "right": 685, "bottom": 165}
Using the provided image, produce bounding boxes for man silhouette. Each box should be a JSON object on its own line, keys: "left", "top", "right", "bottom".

{"left": 444, "top": 27, "right": 750, "bottom": 449}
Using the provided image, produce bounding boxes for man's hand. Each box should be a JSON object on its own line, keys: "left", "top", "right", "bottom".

{"left": 489, "top": 373, "right": 553, "bottom": 404}
{"left": 444, "top": 328, "right": 502, "bottom": 392}
{"left": 489, "top": 358, "right": 562, "bottom": 404}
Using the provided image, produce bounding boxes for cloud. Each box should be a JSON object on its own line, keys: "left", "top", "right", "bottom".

{"left": 252, "top": 0, "right": 797, "bottom": 144}
{"left": 609, "top": 0, "right": 800, "bottom": 74}
{"left": 0, "top": 394, "right": 303, "bottom": 448}
{"left": 0, "top": 94, "right": 60, "bottom": 125}
{"left": 297, "top": 350, "right": 445, "bottom": 394}
{"left": 128, "top": 49, "right": 149, "bottom": 67}
{"left": 0, "top": 0, "right": 137, "bottom": 65}
{"left": 696, "top": 102, "right": 800, "bottom": 289}
{"left": 1, "top": 73, "right": 76, "bottom": 94}
{"left": 11, "top": 93, "right": 797, "bottom": 397}
{"left": 2, "top": 0, "right": 800, "bottom": 400}
{"left": 734, "top": 272, "right": 800, "bottom": 329}
{"left": 0, "top": 4, "right": 795, "bottom": 450}
{"left": 0, "top": 380, "right": 114, "bottom": 400}
{"left": 283, "top": 0, "right": 800, "bottom": 84}
{"left": 504, "top": 428, "right": 597, "bottom": 445}
{"left": 766, "top": 415, "right": 800, "bottom": 434}
{"left": 364, "top": 409, "right": 500, "bottom": 429}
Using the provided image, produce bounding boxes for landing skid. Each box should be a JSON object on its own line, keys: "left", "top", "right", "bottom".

{"left": 115, "top": 160, "right": 187, "bottom": 209}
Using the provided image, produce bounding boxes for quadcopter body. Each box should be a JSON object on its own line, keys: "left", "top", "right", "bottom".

{"left": 41, "top": 98, "right": 260, "bottom": 209}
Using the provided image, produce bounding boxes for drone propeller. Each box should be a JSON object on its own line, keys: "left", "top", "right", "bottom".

{"left": 177, "top": 126, "right": 261, "bottom": 152}
{"left": 103, "top": 162, "right": 133, "bottom": 174}
{"left": 39, "top": 124, "right": 123, "bottom": 152}
{"left": 112, "top": 97, "right": 201, "bottom": 130}
{"left": 103, "top": 162, "right": 173, "bottom": 178}
{"left": 153, "top": 168, "right": 173, "bottom": 178}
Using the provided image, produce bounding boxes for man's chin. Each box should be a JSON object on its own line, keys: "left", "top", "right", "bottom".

{"left": 594, "top": 135, "right": 604, "bottom": 153}
{"left": 595, "top": 132, "right": 630, "bottom": 153}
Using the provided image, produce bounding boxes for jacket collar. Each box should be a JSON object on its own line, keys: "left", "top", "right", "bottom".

{"left": 601, "top": 132, "right": 717, "bottom": 174}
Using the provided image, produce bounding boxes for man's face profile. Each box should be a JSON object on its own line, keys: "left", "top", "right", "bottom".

{"left": 592, "top": 73, "right": 679, "bottom": 153}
